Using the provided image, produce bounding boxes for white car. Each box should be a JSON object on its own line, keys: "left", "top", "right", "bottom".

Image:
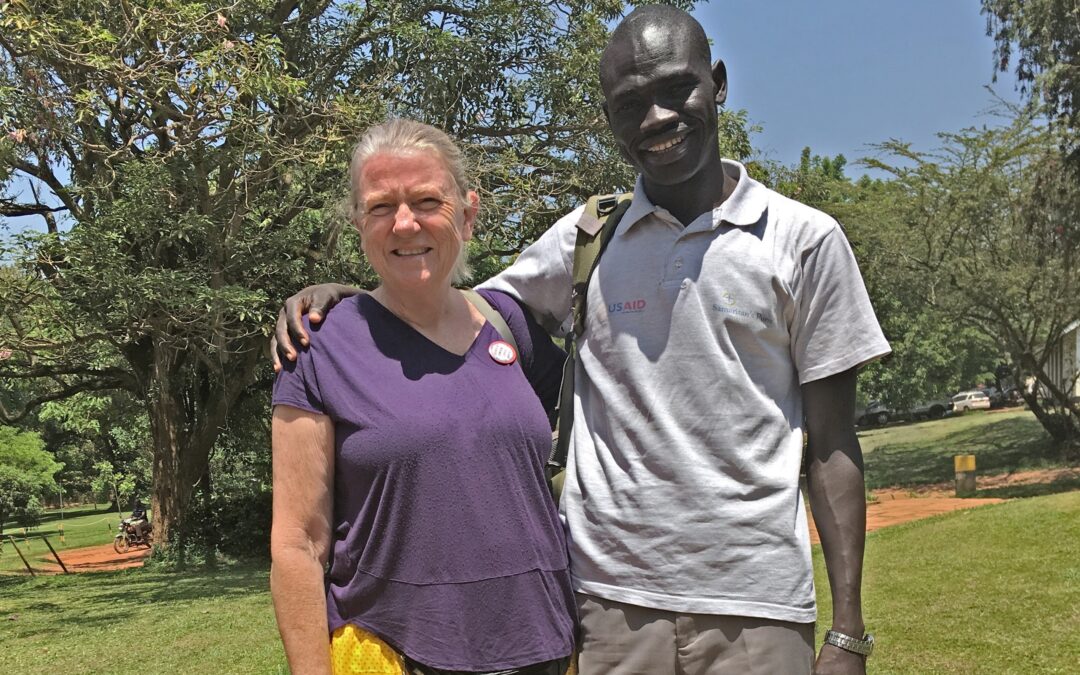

{"left": 949, "top": 391, "right": 991, "bottom": 413}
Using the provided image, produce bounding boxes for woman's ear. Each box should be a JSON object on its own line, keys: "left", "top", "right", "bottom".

{"left": 461, "top": 190, "right": 480, "bottom": 241}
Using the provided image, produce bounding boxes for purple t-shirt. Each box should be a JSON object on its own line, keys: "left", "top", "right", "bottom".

{"left": 272, "top": 290, "right": 574, "bottom": 671}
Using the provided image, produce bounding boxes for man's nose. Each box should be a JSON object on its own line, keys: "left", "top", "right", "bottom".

{"left": 642, "top": 103, "right": 678, "bottom": 131}
{"left": 393, "top": 204, "right": 421, "bottom": 234}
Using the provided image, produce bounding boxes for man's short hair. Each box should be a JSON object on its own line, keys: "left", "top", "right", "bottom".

{"left": 601, "top": 5, "right": 711, "bottom": 82}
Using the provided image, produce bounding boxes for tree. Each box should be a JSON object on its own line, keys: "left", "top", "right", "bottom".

{"left": 983, "top": 0, "right": 1080, "bottom": 157}
{"left": 864, "top": 108, "right": 1080, "bottom": 450}
{"left": 0, "top": 425, "right": 62, "bottom": 534}
{"left": 0, "top": 0, "right": 693, "bottom": 549}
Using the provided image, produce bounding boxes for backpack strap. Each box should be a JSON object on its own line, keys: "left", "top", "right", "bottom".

{"left": 461, "top": 288, "right": 518, "bottom": 353}
{"left": 548, "top": 193, "right": 632, "bottom": 489}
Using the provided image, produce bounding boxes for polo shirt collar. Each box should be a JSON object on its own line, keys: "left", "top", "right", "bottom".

{"left": 616, "top": 159, "right": 769, "bottom": 234}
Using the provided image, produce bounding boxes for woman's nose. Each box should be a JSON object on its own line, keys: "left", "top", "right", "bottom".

{"left": 392, "top": 203, "right": 421, "bottom": 234}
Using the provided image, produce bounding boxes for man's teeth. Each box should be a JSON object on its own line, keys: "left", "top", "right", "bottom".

{"left": 395, "top": 248, "right": 429, "bottom": 256}
{"left": 646, "top": 135, "right": 686, "bottom": 152}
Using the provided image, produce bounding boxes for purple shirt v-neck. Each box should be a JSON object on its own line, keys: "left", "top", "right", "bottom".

{"left": 272, "top": 290, "right": 574, "bottom": 671}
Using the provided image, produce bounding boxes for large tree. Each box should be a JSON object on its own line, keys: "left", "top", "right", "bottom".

{"left": 0, "top": 0, "right": 683, "bottom": 548}
{"left": 864, "top": 109, "right": 1080, "bottom": 450}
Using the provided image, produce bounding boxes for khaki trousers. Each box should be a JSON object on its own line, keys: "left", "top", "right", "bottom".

{"left": 576, "top": 593, "right": 814, "bottom": 675}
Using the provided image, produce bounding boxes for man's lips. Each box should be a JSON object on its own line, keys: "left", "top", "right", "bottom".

{"left": 640, "top": 129, "right": 691, "bottom": 154}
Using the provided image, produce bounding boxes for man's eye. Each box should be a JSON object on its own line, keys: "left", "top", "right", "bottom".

{"left": 368, "top": 204, "right": 393, "bottom": 216}
{"left": 614, "top": 99, "right": 641, "bottom": 114}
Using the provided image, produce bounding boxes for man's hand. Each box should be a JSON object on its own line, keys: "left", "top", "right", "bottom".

{"left": 271, "top": 283, "right": 361, "bottom": 371}
{"left": 814, "top": 644, "right": 866, "bottom": 675}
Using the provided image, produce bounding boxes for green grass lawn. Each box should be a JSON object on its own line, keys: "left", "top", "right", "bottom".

{"left": 816, "top": 490, "right": 1080, "bottom": 674}
{"left": 0, "top": 504, "right": 127, "bottom": 573}
{"left": 858, "top": 409, "right": 1075, "bottom": 490}
{"left": 0, "top": 563, "right": 287, "bottom": 674}
{"left": 2, "top": 493, "right": 1076, "bottom": 673}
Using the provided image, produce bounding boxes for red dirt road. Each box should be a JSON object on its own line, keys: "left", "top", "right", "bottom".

{"left": 807, "top": 467, "right": 1079, "bottom": 544}
{"left": 13, "top": 542, "right": 151, "bottom": 575}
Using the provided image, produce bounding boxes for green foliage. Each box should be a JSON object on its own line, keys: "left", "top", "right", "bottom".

{"left": 860, "top": 107, "right": 1080, "bottom": 443}
{"left": 0, "top": 425, "right": 62, "bottom": 533}
{"left": 1, "top": 0, "right": 691, "bottom": 546}
{"left": 983, "top": 0, "right": 1080, "bottom": 157}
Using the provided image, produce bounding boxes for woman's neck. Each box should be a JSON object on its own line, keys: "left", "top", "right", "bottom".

{"left": 370, "top": 283, "right": 483, "bottom": 355}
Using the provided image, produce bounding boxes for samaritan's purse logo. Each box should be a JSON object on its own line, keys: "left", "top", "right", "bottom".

{"left": 608, "top": 298, "right": 647, "bottom": 314}
{"left": 713, "top": 290, "right": 774, "bottom": 326}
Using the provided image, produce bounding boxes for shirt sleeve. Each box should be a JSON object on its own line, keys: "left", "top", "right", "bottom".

{"left": 790, "top": 224, "right": 891, "bottom": 384}
{"left": 479, "top": 289, "right": 567, "bottom": 417}
{"left": 477, "top": 206, "right": 582, "bottom": 338}
{"left": 271, "top": 318, "right": 326, "bottom": 414}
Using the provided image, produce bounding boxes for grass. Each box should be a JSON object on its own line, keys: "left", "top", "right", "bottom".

{"left": 815, "top": 491, "right": 1080, "bottom": 674}
{"left": 0, "top": 563, "right": 287, "bottom": 674}
{"left": 1, "top": 493, "right": 1078, "bottom": 673}
{"left": 858, "top": 409, "right": 1069, "bottom": 489}
{"left": 1, "top": 504, "right": 123, "bottom": 573}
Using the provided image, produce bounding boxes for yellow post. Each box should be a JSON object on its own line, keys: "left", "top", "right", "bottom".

{"left": 954, "top": 454, "right": 977, "bottom": 496}
{"left": 59, "top": 522, "right": 65, "bottom": 544}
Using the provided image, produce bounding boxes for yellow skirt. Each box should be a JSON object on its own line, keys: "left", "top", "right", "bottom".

{"left": 329, "top": 623, "right": 577, "bottom": 675}
{"left": 330, "top": 624, "right": 406, "bottom": 675}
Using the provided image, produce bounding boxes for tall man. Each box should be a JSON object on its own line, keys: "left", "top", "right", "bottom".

{"left": 275, "top": 6, "right": 889, "bottom": 674}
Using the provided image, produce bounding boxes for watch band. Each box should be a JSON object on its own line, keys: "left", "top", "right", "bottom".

{"left": 824, "top": 629, "right": 875, "bottom": 657}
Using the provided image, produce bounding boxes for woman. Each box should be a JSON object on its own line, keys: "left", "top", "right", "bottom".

{"left": 270, "top": 119, "right": 574, "bottom": 675}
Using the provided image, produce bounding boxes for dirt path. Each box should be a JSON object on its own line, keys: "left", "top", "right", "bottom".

{"left": 15, "top": 542, "right": 151, "bottom": 575}
{"left": 807, "top": 467, "right": 1080, "bottom": 544}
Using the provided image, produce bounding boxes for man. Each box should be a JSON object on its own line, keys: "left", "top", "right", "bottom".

{"left": 274, "top": 6, "right": 888, "bottom": 674}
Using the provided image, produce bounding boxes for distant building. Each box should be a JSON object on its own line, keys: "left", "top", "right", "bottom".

{"left": 1044, "top": 320, "right": 1080, "bottom": 402}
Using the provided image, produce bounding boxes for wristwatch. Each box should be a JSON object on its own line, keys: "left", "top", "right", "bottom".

{"left": 824, "top": 629, "right": 875, "bottom": 657}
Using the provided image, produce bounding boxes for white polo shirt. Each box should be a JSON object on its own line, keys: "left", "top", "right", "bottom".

{"left": 481, "top": 160, "right": 890, "bottom": 622}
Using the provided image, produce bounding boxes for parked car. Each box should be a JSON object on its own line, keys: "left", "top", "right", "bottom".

{"left": 856, "top": 400, "right": 892, "bottom": 426}
{"left": 949, "top": 390, "right": 991, "bottom": 413}
{"left": 909, "top": 399, "right": 948, "bottom": 420}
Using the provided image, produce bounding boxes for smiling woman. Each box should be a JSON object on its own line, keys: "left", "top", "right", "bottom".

{"left": 269, "top": 119, "right": 574, "bottom": 675}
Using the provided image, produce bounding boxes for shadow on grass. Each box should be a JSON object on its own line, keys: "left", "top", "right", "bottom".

{"left": 864, "top": 416, "right": 1067, "bottom": 488}
{"left": 973, "top": 475, "right": 1080, "bottom": 499}
{"left": 0, "top": 562, "right": 270, "bottom": 639}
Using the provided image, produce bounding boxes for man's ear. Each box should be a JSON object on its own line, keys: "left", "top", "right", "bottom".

{"left": 712, "top": 58, "right": 728, "bottom": 108}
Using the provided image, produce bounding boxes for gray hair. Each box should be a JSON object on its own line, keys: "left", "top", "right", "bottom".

{"left": 349, "top": 119, "right": 472, "bottom": 284}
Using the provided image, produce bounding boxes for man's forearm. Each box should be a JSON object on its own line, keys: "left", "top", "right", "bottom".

{"left": 806, "top": 444, "right": 866, "bottom": 635}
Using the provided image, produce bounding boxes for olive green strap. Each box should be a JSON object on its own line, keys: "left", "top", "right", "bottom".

{"left": 461, "top": 289, "right": 518, "bottom": 353}
{"left": 548, "top": 193, "right": 632, "bottom": 494}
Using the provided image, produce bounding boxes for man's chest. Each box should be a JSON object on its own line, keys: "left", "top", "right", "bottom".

{"left": 582, "top": 223, "right": 795, "bottom": 358}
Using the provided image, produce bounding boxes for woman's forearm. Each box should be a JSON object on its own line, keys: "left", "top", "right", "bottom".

{"left": 271, "top": 543, "right": 333, "bottom": 674}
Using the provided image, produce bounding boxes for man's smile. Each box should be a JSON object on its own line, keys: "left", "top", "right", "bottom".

{"left": 643, "top": 131, "right": 689, "bottom": 153}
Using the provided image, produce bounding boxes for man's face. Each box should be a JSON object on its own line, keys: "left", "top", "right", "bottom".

{"left": 601, "top": 25, "right": 721, "bottom": 188}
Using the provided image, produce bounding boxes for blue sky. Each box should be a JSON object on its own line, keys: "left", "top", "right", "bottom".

{"left": 693, "top": 0, "right": 1023, "bottom": 172}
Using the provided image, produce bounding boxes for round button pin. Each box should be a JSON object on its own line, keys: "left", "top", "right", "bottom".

{"left": 488, "top": 340, "right": 517, "bottom": 365}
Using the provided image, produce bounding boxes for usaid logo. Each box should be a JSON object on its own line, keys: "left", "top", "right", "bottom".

{"left": 608, "top": 298, "right": 647, "bottom": 314}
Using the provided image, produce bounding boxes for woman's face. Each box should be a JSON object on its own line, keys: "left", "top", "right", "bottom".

{"left": 355, "top": 151, "right": 477, "bottom": 292}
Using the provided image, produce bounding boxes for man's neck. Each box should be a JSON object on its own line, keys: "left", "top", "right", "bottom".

{"left": 642, "top": 156, "right": 735, "bottom": 226}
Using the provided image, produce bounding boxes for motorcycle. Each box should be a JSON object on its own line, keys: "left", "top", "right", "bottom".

{"left": 114, "top": 517, "right": 153, "bottom": 554}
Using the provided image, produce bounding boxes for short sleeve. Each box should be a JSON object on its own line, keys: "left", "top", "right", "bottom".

{"left": 271, "top": 321, "right": 326, "bottom": 414}
{"left": 478, "top": 207, "right": 581, "bottom": 337}
{"left": 790, "top": 224, "right": 891, "bottom": 384}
